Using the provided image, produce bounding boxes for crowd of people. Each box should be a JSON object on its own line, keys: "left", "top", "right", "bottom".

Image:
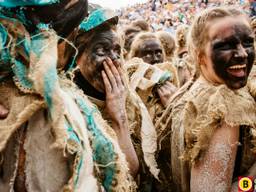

{"left": 119, "top": 0, "right": 252, "bottom": 34}
{"left": 0, "top": 0, "right": 256, "bottom": 192}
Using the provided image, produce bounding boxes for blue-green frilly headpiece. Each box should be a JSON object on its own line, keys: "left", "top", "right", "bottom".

{"left": 0, "top": 0, "right": 63, "bottom": 90}
{"left": 64, "top": 8, "right": 118, "bottom": 71}
{"left": 0, "top": 0, "right": 59, "bottom": 7}
{"left": 79, "top": 8, "right": 118, "bottom": 32}
{"left": 0, "top": 0, "right": 63, "bottom": 101}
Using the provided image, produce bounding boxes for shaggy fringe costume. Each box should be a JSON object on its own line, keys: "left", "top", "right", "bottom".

{"left": 125, "top": 58, "right": 178, "bottom": 125}
{"left": 71, "top": 68, "right": 158, "bottom": 191}
{"left": 86, "top": 84, "right": 159, "bottom": 192}
{"left": 159, "top": 76, "right": 256, "bottom": 192}
{"left": 175, "top": 24, "right": 189, "bottom": 58}
{"left": 125, "top": 58, "right": 179, "bottom": 191}
{"left": 68, "top": 9, "right": 161, "bottom": 191}
{"left": 0, "top": 9, "right": 132, "bottom": 192}
{"left": 59, "top": 77, "right": 135, "bottom": 192}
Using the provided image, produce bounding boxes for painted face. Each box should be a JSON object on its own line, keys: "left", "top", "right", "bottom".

{"left": 135, "top": 39, "right": 164, "bottom": 65}
{"left": 78, "top": 29, "right": 121, "bottom": 93}
{"left": 202, "top": 16, "right": 255, "bottom": 89}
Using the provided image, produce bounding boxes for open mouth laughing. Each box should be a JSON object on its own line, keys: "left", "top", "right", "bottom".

{"left": 226, "top": 64, "right": 247, "bottom": 78}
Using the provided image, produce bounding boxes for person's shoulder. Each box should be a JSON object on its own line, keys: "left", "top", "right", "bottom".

{"left": 185, "top": 78, "right": 256, "bottom": 131}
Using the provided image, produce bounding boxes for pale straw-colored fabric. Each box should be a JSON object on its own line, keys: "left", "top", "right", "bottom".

{"left": 87, "top": 86, "right": 160, "bottom": 185}
{"left": 170, "top": 76, "right": 256, "bottom": 191}
{"left": 125, "top": 58, "right": 178, "bottom": 124}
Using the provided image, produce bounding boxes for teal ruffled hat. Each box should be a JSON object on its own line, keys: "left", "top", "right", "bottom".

{"left": 0, "top": 0, "right": 59, "bottom": 7}
{"left": 79, "top": 8, "right": 118, "bottom": 32}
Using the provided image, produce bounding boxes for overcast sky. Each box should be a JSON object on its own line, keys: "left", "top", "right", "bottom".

{"left": 89, "top": 0, "right": 148, "bottom": 9}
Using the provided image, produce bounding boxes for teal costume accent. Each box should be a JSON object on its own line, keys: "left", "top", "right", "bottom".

{"left": 64, "top": 120, "right": 84, "bottom": 187}
{"left": 0, "top": 0, "right": 61, "bottom": 90}
{"left": 64, "top": 8, "right": 118, "bottom": 72}
{"left": 0, "top": 3, "right": 126, "bottom": 191}
{"left": 12, "top": 60, "right": 33, "bottom": 89}
{"left": 159, "top": 71, "right": 171, "bottom": 84}
{"left": 44, "top": 66, "right": 58, "bottom": 111}
{"left": 0, "top": 0, "right": 59, "bottom": 7}
{"left": 0, "top": 6, "right": 53, "bottom": 87}
{"left": 0, "top": 2, "right": 105, "bottom": 191}
{"left": 79, "top": 8, "right": 118, "bottom": 32}
{"left": 0, "top": 23, "right": 12, "bottom": 80}
{"left": 76, "top": 97, "right": 116, "bottom": 191}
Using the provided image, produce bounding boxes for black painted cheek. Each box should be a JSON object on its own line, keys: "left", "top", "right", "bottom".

{"left": 246, "top": 48, "right": 255, "bottom": 75}
{"left": 142, "top": 56, "right": 153, "bottom": 65}
{"left": 136, "top": 49, "right": 151, "bottom": 64}
{"left": 151, "top": 54, "right": 163, "bottom": 65}
{"left": 88, "top": 58, "right": 105, "bottom": 93}
{"left": 85, "top": 53, "right": 103, "bottom": 82}
{"left": 158, "top": 55, "right": 164, "bottom": 63}
{"left": 211, "top": 50, "right": 229, "bottom": 80}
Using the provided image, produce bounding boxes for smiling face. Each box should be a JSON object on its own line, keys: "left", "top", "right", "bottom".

{"left": 77, "top": 29, "right": 121, "bottom": 93}
{"left": 201, "top": 16, "right": 255, "bottom": 89}
{"left": 135, "top": 39, "right": 164, "bottom": 65}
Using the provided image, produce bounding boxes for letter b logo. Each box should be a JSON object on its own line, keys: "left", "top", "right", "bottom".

{"left": 238, "top": 177, "right": 253, "bottom": 192}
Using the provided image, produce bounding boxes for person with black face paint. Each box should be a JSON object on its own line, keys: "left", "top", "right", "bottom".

{"left": 126, "top": 32, "right": 178, "bottom": 124}
{"left": 63, "top": 8, "right": 172, "bottom": 191}
{"left": 71, "top": 7, "right": 141, "bottom": 177}
{"left": 129, "top": 32, "right": 165, "bottom": 65}
{"left": 161, "top": 7, "right": 256, "bottom": 192}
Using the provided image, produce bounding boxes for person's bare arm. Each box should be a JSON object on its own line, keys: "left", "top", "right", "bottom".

{"left": 190, "top": 122, "right": 239, "bottom": 192}
{"left": 102, "top": 57, "right": 139, "bottom": 177}
{"left": 0, "top": 104, "right": 8, "bottom": 119}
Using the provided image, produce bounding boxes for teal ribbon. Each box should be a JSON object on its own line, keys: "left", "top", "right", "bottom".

{"left": 0, "top": 0, "right": 59, "bottom": 7}
{"left": 64, "top": 120, "right": 84, "bottom": 187}
{"left": 159, "top": 71, "right": 171, "bottom": 84}
{"left": 76, "top": 97, "right": 116, "bottom": 191}
{"left": 79, "top": 8, "right": 118, "bottom": 32}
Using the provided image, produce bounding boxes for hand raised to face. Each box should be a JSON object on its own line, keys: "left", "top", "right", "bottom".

{"left": 78, "top": 29, "right": 122, "bottom": 93}
{"left": 157, "top": 80, "right": 177, "bottom": 107}
{"left": 102, "top": 57, "right": 127, "bottom": 128}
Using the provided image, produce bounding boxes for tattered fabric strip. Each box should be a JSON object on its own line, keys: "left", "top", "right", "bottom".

{"left": 0, "top": 10, "right": 100, "bottom": 192}
{"left": 183, "top": 78, "right": 256, "bottom": 163}
{"left": 76, "top": 97, "right": 117, "bottom": 191}
{"left": 64, "top": 120, "right": 84, "bottom": 187}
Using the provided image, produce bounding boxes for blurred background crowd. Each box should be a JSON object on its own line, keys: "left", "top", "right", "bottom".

{"left": 118, "top": 0, "right": 255, "bottom": 35}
